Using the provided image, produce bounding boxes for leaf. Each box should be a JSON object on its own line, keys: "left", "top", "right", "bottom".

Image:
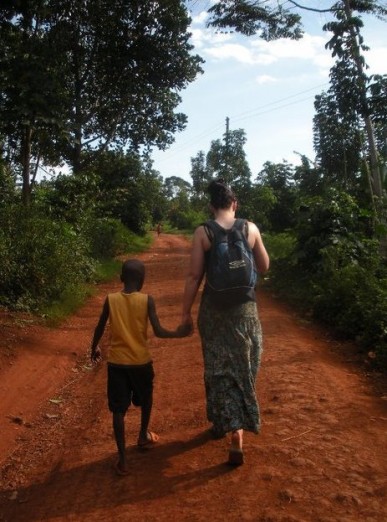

{"left": 49, "top": 398, "right": 63, "bottom": 404}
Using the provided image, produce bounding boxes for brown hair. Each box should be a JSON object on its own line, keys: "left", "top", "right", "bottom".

{"left": 207, "top": 178, "right": 236, "bottom": 209}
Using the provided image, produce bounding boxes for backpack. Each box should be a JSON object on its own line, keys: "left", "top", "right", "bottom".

{"left": 203, "top": 218, "right": 258, "bottom": 307}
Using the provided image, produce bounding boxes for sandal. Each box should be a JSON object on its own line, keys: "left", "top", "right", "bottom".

{"left": 228, "top": 448, "right": 244, "bottom": 466}
{"left": 137, "top": 430, "right": 159, "bottom": 449}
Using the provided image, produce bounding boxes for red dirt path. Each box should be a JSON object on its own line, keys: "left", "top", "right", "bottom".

{"left": 0, "top": 233, "right": 386, "bottom": 522}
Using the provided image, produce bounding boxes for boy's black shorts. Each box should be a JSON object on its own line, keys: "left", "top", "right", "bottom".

{"left": 107, "top": 362, "right": 154, "bottom": 414}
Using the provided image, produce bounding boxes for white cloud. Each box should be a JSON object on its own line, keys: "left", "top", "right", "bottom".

{"left": 255, "top": 74, "right": 277, "bottom": 85}
{"left": 206, "top": 43, "right": 266, "bottom": 64}
{"left": 191, "top": 27, "right": 333, "bottom": 73}
{"left": 250, "top": 33, "right": 330, "bottom": 66}
{"left": 191, "top": 11, "right": 208, "bottom": 25}
{"left": 366, "top": 46, "right": 387, "bottom": 74}
{"left": 190, "top": 27, "right": 233, "bottom": 50}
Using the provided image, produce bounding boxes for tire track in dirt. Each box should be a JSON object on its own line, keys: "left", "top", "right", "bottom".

{"left": 0, "top": 234, "right": 386, "bottom": 521}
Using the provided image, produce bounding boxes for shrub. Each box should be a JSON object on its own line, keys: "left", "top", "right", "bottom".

{"left": 84, "top": 217, "right": 138, "bottom": 259}
{"left": 0, "top": 206, "right": 92, "bottom": 311}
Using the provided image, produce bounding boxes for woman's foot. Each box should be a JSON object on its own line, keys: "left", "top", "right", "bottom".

{"left": 228, "top": 429, "right": 244, "bottom": 466}
{"left": 231, "top": 429, "right": 243, "bottom": 450}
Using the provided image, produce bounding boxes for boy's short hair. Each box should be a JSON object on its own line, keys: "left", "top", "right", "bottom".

{"left": 121, "top": 259, "right": 145, "bottom": 287}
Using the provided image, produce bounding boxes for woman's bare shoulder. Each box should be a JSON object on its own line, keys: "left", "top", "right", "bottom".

{"left": 246, "top": 220, "right": 260, "bottom": 236}
{"left": 194, "top": 224, "right": 211, "bottom": 250}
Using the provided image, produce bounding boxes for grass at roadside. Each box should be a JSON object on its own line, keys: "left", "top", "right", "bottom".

{"left": 42, "top": 234, "right": 153, "bottom": 326}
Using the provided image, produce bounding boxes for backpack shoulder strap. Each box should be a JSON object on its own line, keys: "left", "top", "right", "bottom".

{"left": 202, "top": 220, "right": 214, "bottom": 242}
{"left": 234, "top": 218, "right": 249, "bottom": 239}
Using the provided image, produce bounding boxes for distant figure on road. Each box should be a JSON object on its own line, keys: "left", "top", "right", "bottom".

{"left": 156, "top": 223, "right": 162, "bottom": 236}
{"left": 90, "top": 259, "right": 190, "bottom": 476}
{"left": 180, "top": 179, "right": 269, "bottom": 466}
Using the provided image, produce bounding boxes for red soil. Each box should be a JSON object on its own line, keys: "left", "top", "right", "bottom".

{"left": 0, "top": 233, "right": 386, "bottom": 522}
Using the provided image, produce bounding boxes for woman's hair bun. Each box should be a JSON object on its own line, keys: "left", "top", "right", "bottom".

{"left": 208, "top": 178, "right": 236, "bottom": 210}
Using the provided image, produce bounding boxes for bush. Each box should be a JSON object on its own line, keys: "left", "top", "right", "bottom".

{"left": 84, "top": 217, "right": 140, "bottom": 259}
{"left": 268, "top": 227, "right": 387, "bottom": 369}
{"left": 263, "top": 232, "right": 297, "bottom": 262}
{"left": 168, "top": 208, "right": 207, "bottom": 231}
{"left": 0, "top": 206, "right": 92, "bottom": 311}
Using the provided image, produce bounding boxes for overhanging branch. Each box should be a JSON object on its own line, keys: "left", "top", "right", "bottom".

{"left": 287, "top": 0, "right": 338, "bottom": 13}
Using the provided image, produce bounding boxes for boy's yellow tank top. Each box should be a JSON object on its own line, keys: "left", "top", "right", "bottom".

{"left": 107, "top": 292, "right": 151, "bottom": 366}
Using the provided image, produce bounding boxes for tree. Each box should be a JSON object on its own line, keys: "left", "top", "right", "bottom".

{"left": 205, "top": 0, "right": 303, "bottom": 39}
{"left": 206, "top": 128, "right": 251, "bottom": 188}
{"left": 0, "top": 1, "right": 67, "bottom": 204}
{"left": 313, "top": 90, "right": 363, "bottom": 193}
{"left": 256, "top": 161, "right": 298, "bottom": 232}
{"left": 0, "top": 1, "right": 203, "bottom": 204}
{"left": 323, "top": 0, "right": 386, "bottom": 201}
{"left": 190, "top": 150, "right": 210, "bottom": 206}
{"left": 205, "top": 1, "right": 387, "bottom": 203}
{"left": 164, "top": 175, "right": 191, "bottom": 200}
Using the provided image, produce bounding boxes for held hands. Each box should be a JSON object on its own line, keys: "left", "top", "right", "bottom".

{"left": 176, "top": 322, "right": 193, "bottom": 337}
{"left": 91, "top": 345, "right": 102, "bottom": 363}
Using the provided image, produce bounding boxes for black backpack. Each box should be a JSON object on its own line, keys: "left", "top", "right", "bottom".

{"left": 203, "top": 218, "right": 258, "bottom": 307}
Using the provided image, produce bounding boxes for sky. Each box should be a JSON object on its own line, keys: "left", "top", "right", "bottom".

{"left": 150, "top": 2, "right": 387, "bottom": 184}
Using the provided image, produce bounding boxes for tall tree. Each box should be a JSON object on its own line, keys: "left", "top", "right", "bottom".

{"left": 206, "top": 128, "right": 251, "bottom": 189}
{"left": 256, "top": 161, "right": 298, "bottom": 232}
{"left": 0, "top": 1, "right": 203, "bottom": 203}
{"left": 313, "top": 90, "right": 363, "bottom": 194}
{"left": 0, "top": 1, "right": 66, "bottom": 204}
{"left": 190, "top": 150, "right": 210, "bottom": 205}
{"left": 323, "top": 0, "right": 386, "bottom": 201}
{"left": 205, "top": 1, "right": 386, "bottom": 203}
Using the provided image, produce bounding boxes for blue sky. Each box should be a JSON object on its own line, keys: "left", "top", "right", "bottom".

{"left": 151, "top": 4, "right": 387, "bottom": 184}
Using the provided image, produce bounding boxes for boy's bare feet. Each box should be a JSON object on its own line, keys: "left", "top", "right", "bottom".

{"left": 115, "top": 461, "right": 129, "bottom": 476}
{"left": 137, "top": 430, "right": 159, "bottom": 449}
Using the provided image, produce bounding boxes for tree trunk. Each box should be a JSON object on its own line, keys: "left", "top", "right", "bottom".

{"left": 343, "top": 0, "right": 383, "bottom": 200}
{"left": 21, "top": 127, "right": 32, "bottom": 206}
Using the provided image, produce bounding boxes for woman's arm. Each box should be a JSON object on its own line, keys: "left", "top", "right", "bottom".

{"left": 181, "top": 226, "right": 206, "bottom": 325}
{"left": 248, "top": 222, "right": 270, "bottom": 274}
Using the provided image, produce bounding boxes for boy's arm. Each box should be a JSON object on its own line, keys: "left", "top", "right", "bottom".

{"left": 90, "top": 297, "right": 109, "bottom": 362}
{"left": 148, "top": 295, "right": 192, "bottom": 338}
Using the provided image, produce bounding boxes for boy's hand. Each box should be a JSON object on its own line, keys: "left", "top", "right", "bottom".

{"left": 177, "top": 323, "right": 193, "bottom": 337}
{"left": 91, "top": 345, "right": 102, "bottom": 363}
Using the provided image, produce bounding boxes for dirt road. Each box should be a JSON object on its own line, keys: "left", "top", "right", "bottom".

{"left": 0, "top": 234, "right": 386, "bottom": 522}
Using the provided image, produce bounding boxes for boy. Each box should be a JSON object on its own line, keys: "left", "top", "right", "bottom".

{"left": 90, "top": 258, "right": 190, "bottom": 476}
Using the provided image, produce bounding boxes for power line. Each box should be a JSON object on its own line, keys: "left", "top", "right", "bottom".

{"left": 231, "top": 82, "right": 329, "bottom": 122}
{"left": 154, "top": 81, "right": 329, "bottom": 164}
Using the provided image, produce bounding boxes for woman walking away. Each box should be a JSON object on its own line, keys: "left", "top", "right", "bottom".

{"left": 181, "top": 179, "right": 269, "bottom": 466}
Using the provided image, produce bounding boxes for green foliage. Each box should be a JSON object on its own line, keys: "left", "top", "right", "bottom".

{"left": 0, "top": 206, "right": 93, "bottom": 311}
{"left": 263, "top": 232, "right": 297, "bottom": 262}
{"left": 168, "top": 207, "right": 207, "bottom": 231}
{"left": 207, "top": 0, "right": 303, "bottom": 39}
{"left": 41, "top": 258, "right": 122, "bottom": 326}
{"left": 0, "top": 1, "right": 203, "bottom": 201}
{"left": 92, "top": 259, "right": 122, "bottom": 283}
{"left": 255, "top": 161, "right": 298, "bottom": 232}
{"left": 85, "top": 217, "right": 151, "bottom": 260}
{"left": 41, "top": 284, "right": 95, "bottom": 327}
{"left": 206, "top": 129, "right": 251, "bottom": 188}
{"left": 0, "top": 159, "right": 17, "bottom": 205}
{"left": 268, "top": 195, "right": 387, "bottom": 368}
